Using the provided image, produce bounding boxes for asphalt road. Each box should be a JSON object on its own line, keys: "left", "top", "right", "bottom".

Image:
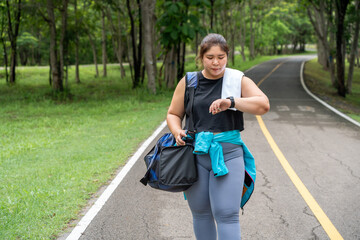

{"left": 61, "top": 56, "right": 360, "bottom": 240}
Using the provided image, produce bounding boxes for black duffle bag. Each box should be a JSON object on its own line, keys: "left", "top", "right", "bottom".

{"left": 140, "top": 132, "right": 197, "bottom": 192}
{"left": 140, "top": 72, "right": 199, "bottom": 192}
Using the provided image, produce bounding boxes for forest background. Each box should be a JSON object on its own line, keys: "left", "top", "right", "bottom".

{"left": 0, "top": 0, "right": 359, "bottom": 239}
{"left": 1, "top": 0, "right": 358, "bottom": 96}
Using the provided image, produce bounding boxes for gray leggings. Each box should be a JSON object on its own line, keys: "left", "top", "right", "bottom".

{"left": 185, "top": 142, "right": 245, "bottom": 240}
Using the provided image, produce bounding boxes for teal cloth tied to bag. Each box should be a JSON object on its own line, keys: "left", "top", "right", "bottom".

{"left": 193, "top": 130, "right": 256, "bottom": 208}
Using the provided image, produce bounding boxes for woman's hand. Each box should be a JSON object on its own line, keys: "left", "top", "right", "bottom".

{"left": 209, "top": 98, "right": 231, "bottom": 115}
{"left": 175, "top": 129, "right": 187, "bottom": 146}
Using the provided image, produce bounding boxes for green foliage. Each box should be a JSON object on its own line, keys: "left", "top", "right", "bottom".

{"left": 261, "top": 1, "right": 313, "bottom": 52}
{"left": 17, "top": 32, "right": 38, "bottom": 47}
{"left": 157, "top": 0, "right": 207, "bottom": 49}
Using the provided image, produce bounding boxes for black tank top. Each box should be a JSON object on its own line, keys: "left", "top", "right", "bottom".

{"left": 186, "top": 72, "right": 244, "bottom": 133}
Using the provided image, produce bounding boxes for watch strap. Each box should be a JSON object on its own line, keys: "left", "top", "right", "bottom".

{"left": 227, "top": 96, "right": 235, "bottom": 108}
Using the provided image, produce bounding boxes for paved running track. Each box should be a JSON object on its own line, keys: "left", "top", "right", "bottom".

{"left": 61, "top": 56, "right": 360, "bottom": 240}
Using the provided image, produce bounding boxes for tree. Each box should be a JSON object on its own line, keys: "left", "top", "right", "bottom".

{"left": 46, "top": 0, "right": 62, "bottom": 91}
{"left": 40, "top": 0, "right": 69, "bottom": 91}
{"left": 81, "top": 2, "right": 100, "bottom": 77}
{"left": 157, "top": 0, "right": 206, "bottom": 88}
{"left": 17, "top": 32, "right": 38, "bottom": 65}
{"left": 307, "top": 0, "right": 337, "bottom": 86}
{"left": 346, "top": 0, "right": 359, "bottom": 93}
{"left": 6, "top": 0, "right": 22, "bottom": 84}
{"left": 105, "top": 2, "right": 126, "bottom": 78}
{"left": 248, "top": 0, "right": 255, "bottom": 59}
{"left": 141, "top": 0, "right": 157, "bottom": 94}
{"left": 59, "top": 0, "right": 69, "bottom": 86}
{"left": 237, "top": 0, "right": 246, "bottom": 61}
{"left": 101, "top": 8, "right": 107, "bottom": 77}
{"left": 334, "top": 0, "right": 350, "bottom": 97}
{"left": 209, "top": 0, "right": 215, "bottom": 30}
{"left": 0, "top": 3, "right": 9, "bottom": 82}
{"left": 74, "top": 0, "right": 80, "bottom": 83}
{"left": 126, "top": 0, "right": 143, "bottom": 88}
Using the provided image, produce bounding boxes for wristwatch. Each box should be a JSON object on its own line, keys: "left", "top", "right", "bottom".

{"left": 226, "top": 96, "right": 235, "bottom": 108}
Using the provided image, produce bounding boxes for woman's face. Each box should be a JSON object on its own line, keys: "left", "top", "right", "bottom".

{"left": 202, "top": 45, "right": 227, "bottom": 79}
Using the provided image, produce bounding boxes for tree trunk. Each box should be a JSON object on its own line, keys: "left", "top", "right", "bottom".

{"left": 137, "top": 0, "right": 143, "bottom": 83}
{"left": 59, "top": 0, "right": 69, "bottom": 87}
{"left": 87, "top": 32, "right": 99, "bottom": 77}
{"left": 1, "top": 36, "right": 9, "bottom": 83}
{"left": 317, "top": 38, "right": 327, "bottom": 67}
{"left": 165, "top": 46, "right": 177, "bottom": 89}
{"left": 47, "top": 0, "right": 62, "bottom": 91}
{"left": 249, "top": 0, "right": 255, "bottom": 60}
{"left": 239, "top": 1, "right": 246, "bottom": 62}
{"left": 151, "top": 15, "right": 158, "bottom": 80}
{"left": 335, "top": 0, "right": 349, "bottom": 97}
{"left": 48, "top": 55, "right": 52, "bottom": 86}
{"left": 141, "top": 0, "right": 156, "bottom": 94}
{"left": 107, "top": 7, "right": 126, "bottom": 78}
{"left": 177, "top": 41, "right": 186, "bottom": 81}
{"left": 126, "top": 37, "right": 134, "bottom": 81}
{"left": 231, "top": 28, "right": 235, "bottom": 65}
{"left": 117, "top": 12, "right": 126, "bottom": 78}
{"left": 101, "top": 9, "right": 107, "bottom": 77}
{"left": 6, "top": 0, "right": 21, "bottom": 84}
{"left": 74, "top": 0, "right": 80, "bottom": 83}
{"left": 126, "top": 0, "right": 142, "bottom": 88}
{"left": 18, "top": 47, "right": 28, "bottom": 65}
{"left": 346, "top": 0, "right": 359, "bottom": 94}
{"left": 210, "top": 0, "right": 215, "bottom": 30}
{"left": 0, "top": 13, "right": 9, "bottom": 82}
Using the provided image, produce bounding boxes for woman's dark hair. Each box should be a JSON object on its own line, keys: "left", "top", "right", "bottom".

{"left": 196, "top": 33, "right": 229, "bottom": 67}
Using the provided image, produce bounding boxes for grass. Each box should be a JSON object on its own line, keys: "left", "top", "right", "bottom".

{"left": 0, "top": 65, "right": 173, "bottom": 239}
{"left": 0, "top": 52, "right": 309, "bottom": 239}
{"left": 304, "top": 58, "right": 360, "bottom": 123}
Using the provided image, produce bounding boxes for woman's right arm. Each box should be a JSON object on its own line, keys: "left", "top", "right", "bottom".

{"left": 167, "top": 77, "right": 187, "bottom": 146}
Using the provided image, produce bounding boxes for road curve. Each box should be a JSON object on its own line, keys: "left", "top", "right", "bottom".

{"left": 61, "top": 56, "right": 360, "bottom": 240}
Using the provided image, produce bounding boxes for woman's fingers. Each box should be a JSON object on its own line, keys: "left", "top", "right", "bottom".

{"left": 176, "top": 130, "right": 186, "bottom": 145}
{"left": 209, "top": 99, "right": 228, "bottom": 115}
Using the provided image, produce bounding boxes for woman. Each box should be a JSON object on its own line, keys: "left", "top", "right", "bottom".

{"left": 166, "top": 33, "right": 269, "bottom": 240}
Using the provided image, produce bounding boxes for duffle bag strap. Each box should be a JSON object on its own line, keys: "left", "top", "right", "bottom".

{"left": 185, "top": 71, "right": 200, "bottom": 134}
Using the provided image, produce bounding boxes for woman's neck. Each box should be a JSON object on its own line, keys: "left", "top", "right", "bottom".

{"left": 201, "top": 69, "right": 225, "bottom": 80}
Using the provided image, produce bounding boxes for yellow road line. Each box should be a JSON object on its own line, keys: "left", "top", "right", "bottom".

{"left": 256, "top": 116, "right": 343, "bottom": 240}
{"left": 257, "top": 62, "right": 284, "bottom": 86}
{"left": 255, "top": 62, "right": 344, "bottom": 240}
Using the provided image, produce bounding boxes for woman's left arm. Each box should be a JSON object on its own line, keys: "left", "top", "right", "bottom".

{"left": 235, "top": 76, "right": 270, "bottom": 115}
{"left": 209, "top": 76, "right": 270, "bottom": 115}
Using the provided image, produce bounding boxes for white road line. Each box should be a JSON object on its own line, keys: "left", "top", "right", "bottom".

{"left": 65, "top": 120, "right": 167, "bottom": 240}
{"left": 300, "top": 61, "right": 360, "bottom": 128}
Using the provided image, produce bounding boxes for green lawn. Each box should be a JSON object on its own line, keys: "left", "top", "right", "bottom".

{"left": 304, "top": 58, "right": 360, "bottom": 122}
{"left": 0, "top": 53, "right": 306, "bottom": 239}
{"left": 0, "top": 65, "right": 174, "bottom": 239}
